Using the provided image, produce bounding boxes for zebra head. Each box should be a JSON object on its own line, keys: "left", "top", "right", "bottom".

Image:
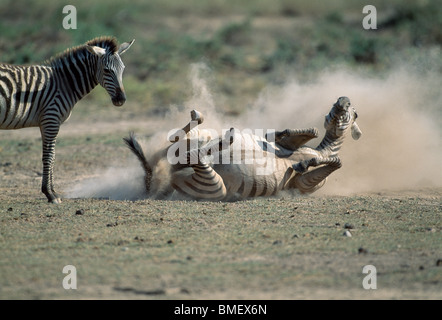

{"left": 86, "top": 39, "right": 135, "bottom": 106}
{"left": 326, "top": 96, "right": 362, "bottom": 141}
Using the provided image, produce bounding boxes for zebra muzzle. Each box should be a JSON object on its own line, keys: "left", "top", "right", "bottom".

{"left": 112, "top": 89, "right": 126, "bottom": 106}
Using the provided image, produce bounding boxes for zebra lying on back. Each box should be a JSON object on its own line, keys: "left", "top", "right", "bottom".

{"left": 125, "top": 97, "right": 361, "bottom": 201}
{"left": 0, "top": 36, "right": 134, "bottom": 203}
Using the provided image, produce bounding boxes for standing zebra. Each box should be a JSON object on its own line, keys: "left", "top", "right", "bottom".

{"left": 125, "top": 97, "right": 362, "bottom": 201}
{"left": 0, "top": 36, "right": 134, "bottom": 203}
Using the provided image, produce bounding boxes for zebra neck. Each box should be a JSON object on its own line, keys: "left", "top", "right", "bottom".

{"left": 316, "top": 133, "right": 344, "bottom": 157}
{"left": 51, "top": 49, "right": 99, "bottom": 103}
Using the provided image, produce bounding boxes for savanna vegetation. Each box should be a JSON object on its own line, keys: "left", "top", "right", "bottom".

{"left": 0, "top": 0, "right": 440, "bottom": 300}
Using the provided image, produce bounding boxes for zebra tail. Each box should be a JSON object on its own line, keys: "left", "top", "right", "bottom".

{"left": 123, "top": 132, "right": 153, "bottom": 192}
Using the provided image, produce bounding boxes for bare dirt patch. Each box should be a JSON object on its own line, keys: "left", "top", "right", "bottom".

{"left": 1, "top": 61, "right": 441, "bottom": 301}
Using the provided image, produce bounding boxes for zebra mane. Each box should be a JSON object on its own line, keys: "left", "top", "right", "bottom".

{"left": 43, "top": 36, "right": 119, "bottom": 67}
{"left": 85, "top": 36, "right": 119, "bottom": 54}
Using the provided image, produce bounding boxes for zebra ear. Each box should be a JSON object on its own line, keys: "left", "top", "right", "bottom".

{"left": 86, "top": 45, "right": 106, "bottom": 57}
{"left": 118, "top": 39, "right": 135, "bottom": 55}
{"left": 351, "top": 121, "right": 362, "bottom": 140}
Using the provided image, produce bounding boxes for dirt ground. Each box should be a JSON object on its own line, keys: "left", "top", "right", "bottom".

{"left": 0, "top": 0, "right": 441, "bottom": 303}
{"left": 0, "top": 110, "right": 441, "bottom": 300}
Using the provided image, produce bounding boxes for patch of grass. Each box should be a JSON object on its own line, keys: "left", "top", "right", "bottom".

{"left": 1, "top": 1, "right": 441, "bottom": 299}
{"left": 350, "top": 36, "right": 378, "bottom": 64}
{"left": 1, "top": 0, "right": 440, "bottom": 115}
{"left": 0, "top": 193, "right": 440, "bottom": 299}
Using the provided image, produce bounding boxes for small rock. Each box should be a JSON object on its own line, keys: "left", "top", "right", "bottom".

{"left": 344, "top": 223, "right": 354, "bottom": 229}
{"left": 7, "top": 207, "right": 13, "bottom": 212}
{"left": 436, "top": 259, "right": 442, "bottom": 267}
{"left": 180, "top": 288, "right": 190, "bottom": 294}
{"left": 117, "top": 240, "right": 129, "bottom": 246}
{"left": 106, "top": 222, "right": 118, "bottom": 227}
{"left": 167, "top": 239, "right": 173, "bottom": 244}
{"left": 75, "top": 209, "right": 84, "bottom": 215}
{"left": 343, "top": 230, "right": 352, "bottom": 237}
{"left": 358, "top": 247, "right": 368, "bottom": 254}
{"left": 273, "top": 240, "right": 282, "bottom": 245}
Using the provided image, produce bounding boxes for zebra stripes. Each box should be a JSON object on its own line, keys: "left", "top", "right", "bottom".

{"left": 126, "top": 97, "right": 361, "bottom": 201}
{"left": 172, "top": 161, "right": 227, "bottom": 201}
{"left": 1, "top": 36, "right": 134, "bottom": 203}
{"left": 0, "top": 65, "right": 50, "bottom": 128}
{"left": 316, "top": 96, "right": 361, "bottom": 157}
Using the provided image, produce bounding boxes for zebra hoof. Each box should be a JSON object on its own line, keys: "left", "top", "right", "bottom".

{"left": 293, "top": 161, "right": 308, "bottom": 173}
{"left": 49, "top": 198, "right": 62, "bottom": 204}
{"left": 190, "top": 109, "right": 204, "bottom": 124}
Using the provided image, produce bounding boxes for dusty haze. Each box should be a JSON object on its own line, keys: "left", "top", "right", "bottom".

{"left": 67, "top": 58, "right": 442, "bottom": 199}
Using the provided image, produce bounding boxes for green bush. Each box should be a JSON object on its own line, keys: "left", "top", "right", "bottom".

{"left": 350, "top": 36, "right": 378, "bottom": 64}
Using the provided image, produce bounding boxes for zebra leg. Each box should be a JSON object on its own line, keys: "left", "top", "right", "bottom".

{"left": 197, "top": 127, "right": 235, "bottom": 157}
{"left": 40, "top": 124, "right": 61, "bottom": 203}
{"left": 169, "top": 109, "right": 204, "bottom": 142}
{"left": 267, "top": 128, "right": 319, "bottom": 151}
{"left": 292, "top": 157, "right": 342, "bottom": 194}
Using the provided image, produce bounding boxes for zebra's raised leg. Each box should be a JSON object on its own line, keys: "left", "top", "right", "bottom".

{"left": 40, "top": 123, "right": 61, "bottom": 203}
{"left": 292, "top": 157, "right": 342, "bottom": 194}
{"left": 168, "top": 109, "right": 204, "bottom": 142}
{"left": 267, "top": 128, "right": 319, "bottom": 151}
{"left": 197, "top": 127, "right": 235, "bottom": 158}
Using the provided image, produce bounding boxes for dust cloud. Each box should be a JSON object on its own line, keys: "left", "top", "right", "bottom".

{"left": 66, "top": 159, "right": 147, "bottom": 200}
{"left": 239, "top": 67, "right": 441, "bottom": 195}
{"left": 240, "top": 67, "right": 441, "bottom": 195}
{"left": 66, "top": 58, "right": 442, "bottom": 200}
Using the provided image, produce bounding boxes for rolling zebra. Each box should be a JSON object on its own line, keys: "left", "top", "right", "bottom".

{"left": 0, "top": 36, "right": 134, "bottom": 203}
{"left": 125, "top": 97, "right": 362, "bottom": 201}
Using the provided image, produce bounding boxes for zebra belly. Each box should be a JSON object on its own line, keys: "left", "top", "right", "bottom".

{"left": 214, "top": 162, "right": 286, "bottom": 199}
{"left": 287, "top": 147, "right": 321, "bottom": 162}
{"left": 0, "top": 103, "right": 41, "bottom": 129}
